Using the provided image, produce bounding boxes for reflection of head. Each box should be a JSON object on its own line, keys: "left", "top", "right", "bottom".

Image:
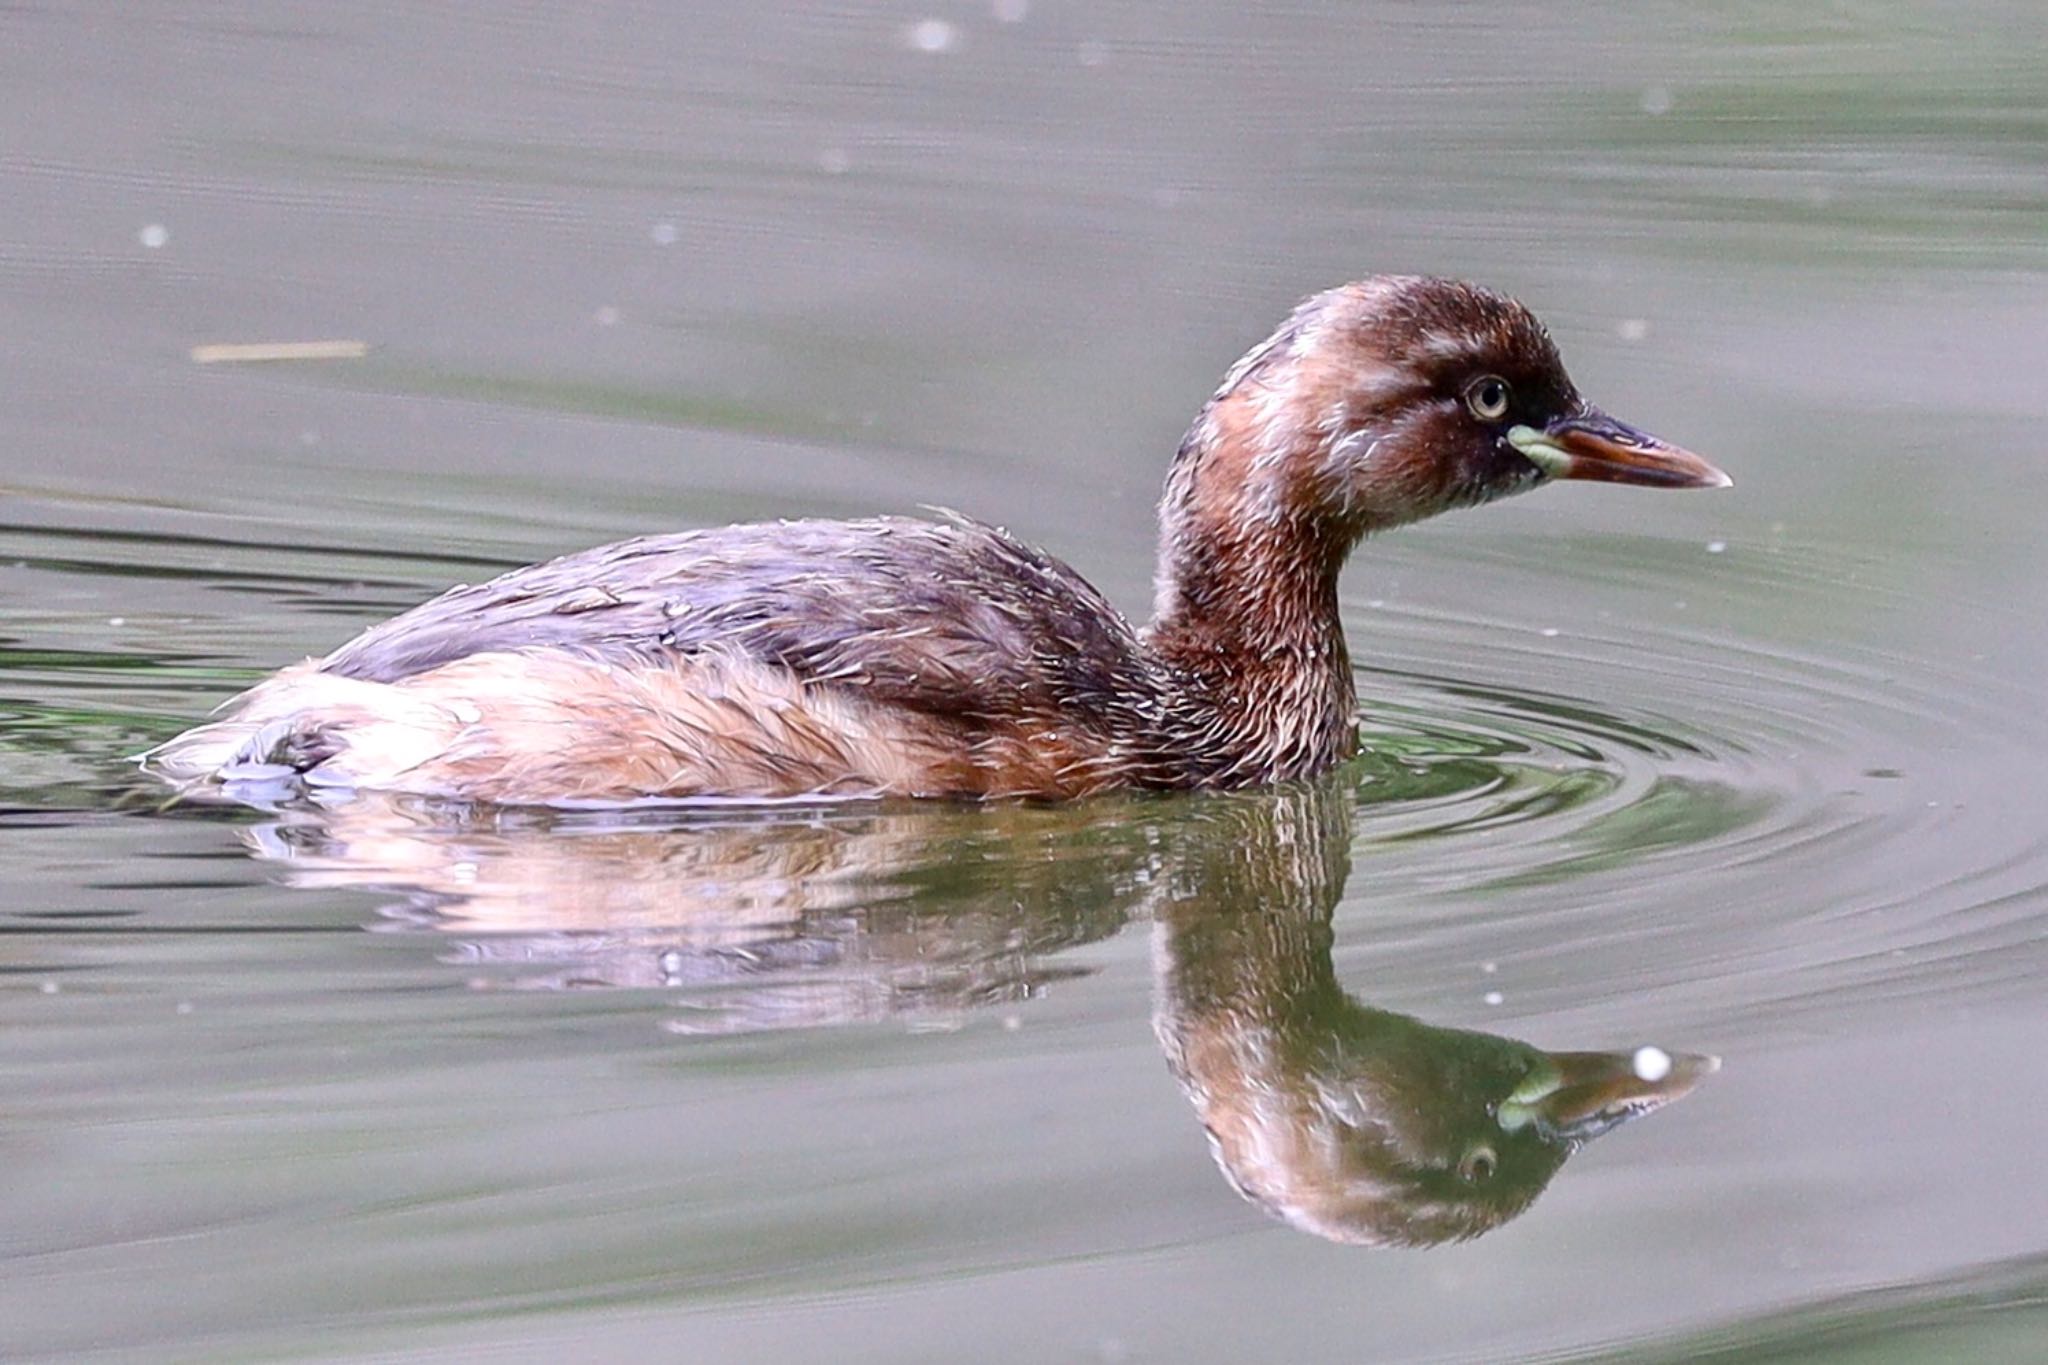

{"left": 1153, "top": 783, "right": 1712, "bottom": 1247}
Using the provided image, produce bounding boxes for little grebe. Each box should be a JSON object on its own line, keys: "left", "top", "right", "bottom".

{"left": 146, "top": 276, "right": 1729, "bottom": 804}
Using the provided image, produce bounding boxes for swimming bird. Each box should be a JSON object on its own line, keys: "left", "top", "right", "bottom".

{"left": 145, "top": 276, "right": 1728, "bottom": 804}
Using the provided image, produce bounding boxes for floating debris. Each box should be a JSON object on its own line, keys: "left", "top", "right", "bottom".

{"left": 138, "top": 223, "right": 169, "bottom": 249}
{"left": 1483, "top": 990, "right": 1504, "bottom": 1007}
{"left": 1632, "top": 1045, "right": 1673, "bottom": 1082}
{"left": 1706, "top": 540, "right": 1728, "bottom": 554}
{"left": 1616, "top": 317, "right": 1649, "bottom": 342}
{"left": 190, "top": 340, "right": 369, "bottom": 365}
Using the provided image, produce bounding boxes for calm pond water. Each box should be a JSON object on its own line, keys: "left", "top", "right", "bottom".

{"left": 5, "top": 2, "right": 2048, "bottom": 1360}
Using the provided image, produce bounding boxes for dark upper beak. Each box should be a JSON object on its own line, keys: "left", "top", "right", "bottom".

{"left": 1508, "top": 410, "right": 1731, "bottom": 489}
{"left": 1498, "top": 1045, "right": 1719, "bottom": 1145}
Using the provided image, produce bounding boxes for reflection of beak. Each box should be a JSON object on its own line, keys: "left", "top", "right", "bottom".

{"left": 1509, "top": 411, "right": 1732, "bottom": 489}
{"left": 1498, "top": 1046, "right": 1719, "bottom": 1144}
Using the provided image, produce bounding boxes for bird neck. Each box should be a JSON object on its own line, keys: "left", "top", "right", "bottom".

{"left": 1143, "top": 407, "right": 1366, "bottom": 783}
{"left": 1154, "top": 783, "right": 1355, "bottom": 1029}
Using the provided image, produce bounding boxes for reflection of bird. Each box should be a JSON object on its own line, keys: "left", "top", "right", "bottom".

{"left": 235, "top": 775, "right": 1712, "bottom": 1244}
{"left": 243, "top": 793, "right": 1155, "bottom": 1014}
{"left": 146, "top": 277, "right": 1727, "bottom": 805}
{"left": 1154, "top": 783, "right": 1714, "bottom": 1246}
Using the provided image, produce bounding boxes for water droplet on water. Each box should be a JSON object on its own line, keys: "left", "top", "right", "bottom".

{"left": 906, "top": 19, "right": 958, "bottom": 53}
{"left": 1633, "top": 1046, "right": 1673, "bottom": 1082}
{"left": 1617, "top": 317, "right": 1649, "bottom": 342}
{"left": 1707, "top": 540, "right": 1728, "bottom": 554}
{"left": 650, "top": 221, "right": 679, "bottom": 246}
{"left": 138, "top": 223, "right": 169, "bottom": 249}
{"left": 1483, "top": 990, "right": 1504, "bottom": 1006}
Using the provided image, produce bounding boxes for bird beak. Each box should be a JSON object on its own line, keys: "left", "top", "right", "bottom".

{"left": 1508, "top": 410, "right": 1731, "bottom": 489}
{"left": 1497, "top": 1046, "right": 1719, "bottom": 1144}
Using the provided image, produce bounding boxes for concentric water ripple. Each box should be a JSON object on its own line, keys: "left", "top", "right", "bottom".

{"left": 1320, "top": 532, "right": 2048, "bottom": 1028}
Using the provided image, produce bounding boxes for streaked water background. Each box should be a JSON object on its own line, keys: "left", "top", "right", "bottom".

{"left": 4, "top": 2, "right": 2047, "bottom": 1359}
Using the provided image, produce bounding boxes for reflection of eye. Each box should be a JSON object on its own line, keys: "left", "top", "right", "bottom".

{"left": 1465, "top": 376, "right": 1511, "bottom": 421}
{"left": 1459, "top": 1147, "right": 1498, "bottom": 1183}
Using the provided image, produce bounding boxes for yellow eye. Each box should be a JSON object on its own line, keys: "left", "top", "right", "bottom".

{"left": 1465, "top": 376, "right": 1511, "bottom": 422}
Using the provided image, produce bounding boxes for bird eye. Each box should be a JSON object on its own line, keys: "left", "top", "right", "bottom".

{"left": 1465, "top": 376, "right": 1511, "bottom": 422}
{"left": 1458, "top": 1146, "right": 1498, "bottom": 1183}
